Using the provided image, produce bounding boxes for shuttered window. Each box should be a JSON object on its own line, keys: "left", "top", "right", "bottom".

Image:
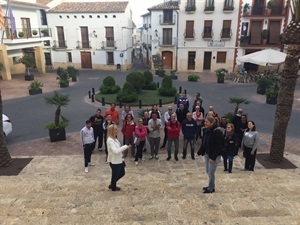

{"left": 107, "top": 52, "right": 114, "bottom": 64}
{"left": 185, "top": 21, "right": 194, "bottom": 38}
{"left": 204, "top": 20, "right": 212, "bottom": 38}
{"left": 81, "top": 27, "right": 89, "bottom": 48}
{"left": 250, "top": 21, "right": 262, "bottom": 44}
{"left": 269, "top": 20, "right": 281, "bottom": 44}
{"left": 163, "top": 28, "right": 172, "bottom": 45}
{"left": 217, "top": 52, "right": 226, "bottom": 63}
{"left": 105, "top": 27, "right": 114, "bottom": 38}
{"left": 222, "top": 20, "right": 231, "bottom": 38}
{"left": 57, "top": 26, "right": 65, "bottom": 47}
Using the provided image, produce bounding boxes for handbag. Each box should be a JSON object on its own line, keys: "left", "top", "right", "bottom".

{"left": 133, "top": 134, "right": 140, "bottom": 146}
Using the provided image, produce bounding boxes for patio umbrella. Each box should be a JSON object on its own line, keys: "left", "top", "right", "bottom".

{"left": 236, "top": 49, "right": 286, "bottom": 66}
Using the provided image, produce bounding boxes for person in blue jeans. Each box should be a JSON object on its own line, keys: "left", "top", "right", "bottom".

{"left": 199, "top": 116, "right": 224, "bottom": 194}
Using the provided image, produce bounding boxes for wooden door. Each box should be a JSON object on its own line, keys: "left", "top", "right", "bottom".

{"left": 21, "top": 18, "right": 31, "bottom": 38}
{"left": 203, "top": 52, "right": 212, "bottom": 70}
{"left": 188, "top": 51, "right": 196, "bottom": 70}
{"left": 162, "top": 51, "right": 173, "bottom": 69}
{"left": 81, "top": 51, "right": 92, "bottom": 69}
{"left": 57, "top": 26, "right": 65, "bottom": 47}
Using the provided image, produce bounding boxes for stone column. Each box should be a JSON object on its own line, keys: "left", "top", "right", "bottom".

{"left": 34, "top": 46, "right": 45, "bottom": 74}
{"left": 0, "top": 44, "right": 12, "bottom": 80}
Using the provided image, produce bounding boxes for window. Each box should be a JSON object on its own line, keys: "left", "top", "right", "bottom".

{"left": 97, "top": 15, "right": 100, "bottom": 18}
{"left": 217, "top": 52, "right": 226, "bottom": 63}
{"left": 40, "top": 10, "right": 47, "bottom": 25}
{"left": 163, "top": 10, "right": 173, "bottom": 23}
{"left": 67, "top": 15, "right": 69, "bottom": 19}
{"left": 67, "top": 52, "right": 72, "bottom": 62}
{"left": 21, "top": 18, "right": 31, "bottom": 38}
{"left": 185, "top": 20, "right": 194, "bottom": 38}
{"left": 113, "top": 15, "right": 116, "bottom": 18}
{"left": 105, "top": 27, "right": 114, "bottom": 47}
{"left": 89, "top": 15, "right": 92, "bottom": 18}
{"left": 82, "top": 15, "right": 84, "bottom": 18}
{"left": 162, "top": 28, "right": 172, "bottom": 45}
{"left": 107, "top": 52, "right": 114, "bottom": 64}
{"left": 105, "top": 15, "right": 108, "bottom": 18}
{"left": 80, "top": 27, "right": 89, "bottom": 48}
{"left": 13, "top": 56, "right": 20, "bottom": 64}
{"left": 74, "top": 15, "right": 77, "bottom": 18}
{"left": 224, "top": 0, "right": 234, "bottom": 9}
{"left": 221, "top": 20, "right": 231, "bottom": 38}
{"left": 56, "top": 26, "right": 66, "bottom": 48}
{"left": 4, "top": 16, "right": 16, "bottom": 39}
{"left": 203, "top": 20, "right": 212, "bottom": 38}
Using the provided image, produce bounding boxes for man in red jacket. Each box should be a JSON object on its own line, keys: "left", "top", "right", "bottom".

{"left": 166, "top": 113, "right": 181, "bottom": 161}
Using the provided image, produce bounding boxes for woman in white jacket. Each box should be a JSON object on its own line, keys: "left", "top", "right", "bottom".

{"left": 107, "top": 124, "right": 131, "bottom": 191}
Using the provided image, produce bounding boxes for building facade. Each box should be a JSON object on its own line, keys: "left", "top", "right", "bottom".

{"left": 46, "top": 1, "right": 133, "bottom": 71}
{"left": 141, "top": 0, "right": 290, "bottom": 73}
{"left": 0, "top": 0, "right": 51, "bottom": 80}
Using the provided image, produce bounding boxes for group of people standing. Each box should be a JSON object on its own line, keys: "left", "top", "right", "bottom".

{"left": 80, "top": 93, "right": 259, "bottom": 193}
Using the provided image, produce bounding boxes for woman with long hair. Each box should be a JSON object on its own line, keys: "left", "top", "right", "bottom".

{"left": 107, "top": 124, "right": 131, "bottom": 191}
{"left": 121, "top": 113, "right": 136, "bottom": 157}
{"left": 134, "top": 118, "right": 148, "bottom": 165}
{"left": 192, "top": 106, "right": 203, "bottom": 141}
{"left": 223, "top": 123, "right": 238, "bottom": 173}
{"left": 242, "top": 121, "right": 259, "bottom": 171}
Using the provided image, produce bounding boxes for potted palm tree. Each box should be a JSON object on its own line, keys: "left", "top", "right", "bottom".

{"left": 45, "top": 91, "right": 70, "bottom": 142}
{"left": 28, "top": 80, "right": 43, "bottom": 95}
{"left": 19, "top": 55, "right": 35, "bottom": 81}
{"left": 256, "top": 77, "right": 272, "bottom": 94}
{"left": 56, "top": 67, "right": 70, "bottom": 88}
{"left": 266, "top": 85, "right": 279, "bottom": 105}
{"left": 215, "top": 68, "right": 228, "bottom": 83}
{"left": 66, "top": 65, "right": 79, "bottom": 82}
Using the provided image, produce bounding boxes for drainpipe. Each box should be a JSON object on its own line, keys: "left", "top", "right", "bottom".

{"left": 175, "top": 9, "right": 179, "bottom": 71}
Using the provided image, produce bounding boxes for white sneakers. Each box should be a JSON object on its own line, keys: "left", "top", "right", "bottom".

{"left": 84, "top": 167, "right": 89, "bottom": 173}
{"left": 135, "top": 161, "right": 139, "bottom": 166}
{"left": 88, "top": 162, "right": 95, "bottom": 166}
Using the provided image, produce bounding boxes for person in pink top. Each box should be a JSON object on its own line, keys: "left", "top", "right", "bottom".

{"left": 192, "top": 106, "right": 204, "bottom": 141}
{"left": 134, "top": 118, "right": 148, "bottom": 165}
{"left": 166, "top": 113, "right": 181, "bottom": 161}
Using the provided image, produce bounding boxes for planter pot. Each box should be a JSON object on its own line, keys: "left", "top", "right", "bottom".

{"left": 217, "top": 77, "right": 224, "bottom": 83}
{"left": 266, "top": 96, "right": 277, "bottom": 105}
{"left": 29, "top": 89, "right": 42, "bottom": 95}
{"left": 60, "top": 82, "right": 69, "bottom": 88}
{"left": 71, "top": 77, "right": 77, "bottom": 82}
{"left": 257, "top": 86, "right": 266, "bottom": 95}
{"left": 49, "top": 128, "right": 66, "bottom": 142}
{"left": 25, "top": 75, "right": 34, "bottom": 81}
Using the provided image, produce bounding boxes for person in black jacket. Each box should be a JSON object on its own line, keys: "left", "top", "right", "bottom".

{"left": 181, "top": 112, "right": 197, "bottom": 160}
{"left": 200, "top": 116, "right": 224, "bottom": 194}
{"left": 89, "top": 109, "right": 104, "bottom": 151}
{"left": 223, "top": 123, "right": 238, "bottom": 173}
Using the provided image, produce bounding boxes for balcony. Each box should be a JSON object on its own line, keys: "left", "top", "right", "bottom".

{"left": 101, "top": 40, "right": 116, "bottom": 49}
{"left": 243, "top": 5, "right": 286, "bottom": 17}
{"left": 220, "top": 28, "right": 232, "bottom": 39}
{"left": 159, "top": 15, "right": 176, "bottom": 25}
{"left": 77, "top": 41, "right": 91, "bottom": 49}
{"left": 158, "top": 37, "right": 176, "bottom": 47}
{"left": 202, "top": 28, "right": 214, "bottom": 39}
{"left": 184, "top": 30, "right": 195, "bottom": 39}
{"left": 2, "top": 27, "right": 51, "bottom": 40}
{"left": 185, "top": 5, "right": 196, "bottom": 13}
{"left": 53, "top": 40, "right": 67, "bottom": 49}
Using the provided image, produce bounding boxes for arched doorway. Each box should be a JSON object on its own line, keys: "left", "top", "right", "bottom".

{"left": 162, "top": 51, "right": 173, "bottom": 69}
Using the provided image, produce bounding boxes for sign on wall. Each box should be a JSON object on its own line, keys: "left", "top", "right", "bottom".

{"left": 207, "top": 40, "right": 225, "bottom": 47}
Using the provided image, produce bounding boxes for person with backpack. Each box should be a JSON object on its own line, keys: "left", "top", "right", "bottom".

{"left": 166, "top": 113, "right": 181, "bottom": 161}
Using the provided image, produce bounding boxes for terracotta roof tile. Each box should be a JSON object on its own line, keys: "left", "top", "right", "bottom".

{"left": 148, "top": 1, "right": 179, "bottom": 10}
{"left": 48, "top": 1, "right": 129, "bottom": 13}
{"left": 36, "top": 0, "right": 53, "bottom": 6}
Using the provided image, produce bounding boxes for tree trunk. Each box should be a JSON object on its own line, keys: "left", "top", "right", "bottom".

{"left": 55, "top": 107, "right": 61, "bottom": 125}
{"left": 0, "top": 90, "right": 12, "bottom": 167}
{"left": 269, "top": 44, "right": 300, "bottom": 163}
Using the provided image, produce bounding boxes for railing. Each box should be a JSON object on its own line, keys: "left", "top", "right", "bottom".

{"left": 220, "top": 28, "right": 232, "bottom": 38}
{"left": 185, "top": 4, "right": 196, "bottom": 12}
{"left": 53, "top": 40, "right": 67, "bottom": 48}
{"left": 77, "top": 41, "right": 91, "bottom": 49}
{"left": 159, "top": 15, "right": 176, "bottom": 25}
{"left": 101, "top": 40, "right": 116, "bottom": 49}
{"left": 2, "top": 27, "right": 51, "bottom": 40}
{"left": 158, "top": 37, "right": 176, "bottom": 46}
{"left": 184, "top": 30, "right": 195, "bottom": 39}
{"left": 202, "top": 28, "right": 214, "bottom": 38}
{"left": 244, "top": 5, "right": 286, "bottom": 16}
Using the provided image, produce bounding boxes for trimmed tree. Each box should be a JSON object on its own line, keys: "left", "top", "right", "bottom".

{"left": 126, "top": 71, "right": 145, "bottom": 94}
